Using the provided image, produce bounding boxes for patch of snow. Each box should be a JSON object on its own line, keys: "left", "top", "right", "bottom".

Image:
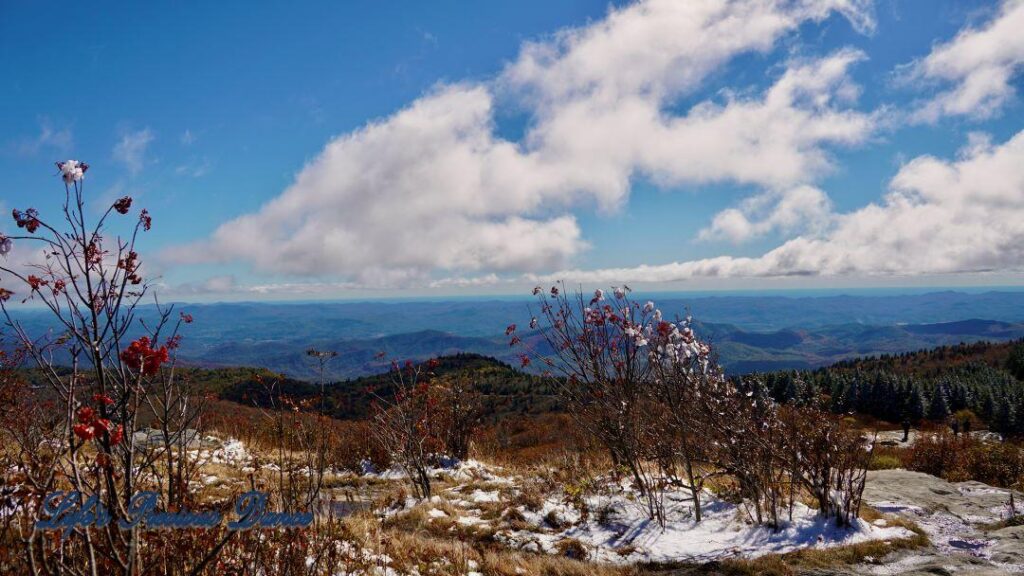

{"left": 500, "top": 485, "right": 911, "bottom": 563}
{"left": 456, "top": 514, "right": 486, "bottom": 526}
{"left": 210, "top": 437, "right": 249, "bottom": 465}
{"left": 468, "top": 490, "right": 500, "bottom": 503}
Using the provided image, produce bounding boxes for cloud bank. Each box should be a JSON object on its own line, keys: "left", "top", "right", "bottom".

{"left": 542, "top": 129, "right": 1024, "bottom": 283}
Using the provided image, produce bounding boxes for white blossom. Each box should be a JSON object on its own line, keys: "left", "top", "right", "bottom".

{"left": 0, "top": 235, "right": 11, "bottom": 256}
{"left": 57, "top": 160, "right": 87, "bottom": 184}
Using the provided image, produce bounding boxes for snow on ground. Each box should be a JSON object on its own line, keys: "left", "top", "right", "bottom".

{"left": 467, "top": 489, "right": 500, "bottom": 503}
{"left": 210, "top": 437, "right": 249, "bottom": 465}
{"left": 497, "top": 487, "right": 910, "bottom": 563}
{"left": 174, "top": 439, "right": 968, "bottom": 571}
{"left": 384, "top": 459, "right": 916, "bottom": 564}
{"left": 363, "top": 458, "right": 512, "bottom": 485}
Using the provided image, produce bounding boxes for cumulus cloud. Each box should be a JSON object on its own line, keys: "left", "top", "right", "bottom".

{"left": 168, "top": 0, "right": 876, "bottom": 286}
{"left": 541, "top": 129, "right": 1024, "bottom": 283}
{"left": 907, "top": 0, "right": 1024, "bottom": 123}
{"left": 112, "top": 128, "right": 155, "bottom": 174}
{"left": 168, "top": 275, "right": 240, "bottom": 295}
{"left": 698, "top": 185, "right": 834, "bottom": 243}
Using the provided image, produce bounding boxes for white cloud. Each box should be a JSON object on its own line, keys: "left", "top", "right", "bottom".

{"left": 428, "top": 274, "right": 502, "bottom": 289}
{"left": 12, "top": 119, "right": 72, "bottom": 156}
{"left": 698, "top": 185, "right": 834, "bottom": 243}
{"left": 168, "top": 275, "right": 239, "bottom": 295}
{"left": 507, "top": 47, "right": 875, "bottom": 209}
{"left": 175, "top": 158, "right": 211, "bottom": 178}
{"left": 907, "top": 0, "right": 1024, "bottom": 123}
{"left": 540, "top": 129, "right": 1024, "bottom": 283}
{"left": 168, "top": 0, "right": 876, "bottom": 286}
{"left": 112, "top": 128, "right": 155, "bottom": 174}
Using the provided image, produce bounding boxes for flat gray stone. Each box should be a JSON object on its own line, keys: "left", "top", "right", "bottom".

{"left": 839, "top": 469, "right": 1024, "bottom": 576}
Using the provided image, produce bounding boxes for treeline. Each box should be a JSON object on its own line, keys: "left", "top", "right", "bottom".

{"left": 754, "top": 339, "right": 1024, "bottom": 436}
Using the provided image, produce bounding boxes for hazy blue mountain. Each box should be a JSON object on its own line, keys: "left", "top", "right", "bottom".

{"left": 5, "top": 290, "right": 1024, "bottom": 380}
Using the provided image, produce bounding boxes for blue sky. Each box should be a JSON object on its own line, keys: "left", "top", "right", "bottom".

{"left": 2, "top": 1, "right": 1023, "bottom": 300}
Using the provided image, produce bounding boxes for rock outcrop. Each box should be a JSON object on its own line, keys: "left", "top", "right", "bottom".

{"left": 839, "top": 469, "right": 1023, "bottom": 575}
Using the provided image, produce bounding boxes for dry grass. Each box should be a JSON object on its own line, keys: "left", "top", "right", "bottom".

{"left": 512, "top": 480, "right": 548, "bottom": 512}
{"left": 755, "top": 506, "right": 929, "bottom": 574}
{"left": 356, "top": 470, "right": 933, "bottom": 576}
{"left": 346, "top": 511, "right": 638, "bottom": 576}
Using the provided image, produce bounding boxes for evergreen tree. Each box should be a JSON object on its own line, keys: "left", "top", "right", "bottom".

{"left": 797, "top": 378, "right": 817, "bottom": 407}
{"left": 830, "top": 380, "right": 849, "bottom": 413}
{"left": 992, "top": 399, "right": 1015, "bottom": 435}
{"left": 1007, "top": 342, "right": 1024, "bottom": 381}
{"left": 980, "top": 389, "right": 995, "bottom": 421}
{"left": 779, "top": 373, "right": 797, "bottom": 403}
{"left": 907, "top": 386, "right": 926, "bottom": 421}
{"left": 927, "top": 386, "right": 951, "bottom": 421}
{"left": 1015, "top": 393, "right": 1024, "bottom": 437}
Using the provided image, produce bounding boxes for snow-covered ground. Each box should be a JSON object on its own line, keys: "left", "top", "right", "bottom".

{"left": 181, "top": 437, "right": 1023, "bottom": 573}
{"left": 502, "top": 491, "right": 910, "bottom": 563}
{"left": 379, "top": 460, "right": 914, "bottom": 564}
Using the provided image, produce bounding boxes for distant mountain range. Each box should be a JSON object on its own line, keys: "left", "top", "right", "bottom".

{"left": 181, "top": 317, "right": 1024, "bottom": 378}
{"left": 6, "top": 290, "right": 1024, "bottom": 379}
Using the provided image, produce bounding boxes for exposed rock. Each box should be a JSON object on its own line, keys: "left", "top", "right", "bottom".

{"left": 838, "top": 469, "right": 1024, "bottom": 576}
{"left": 131, "top": 428, "right": 204, "bottom": 449}
{"left": 871, "top": 430, "right": 1002, "bottom": 447}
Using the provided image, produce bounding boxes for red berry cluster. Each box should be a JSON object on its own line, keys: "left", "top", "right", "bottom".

{"left": 12, "top": 208, "right": 40, "bottom": 233}
{"left": 72, "top": 405, "right": 123, "bottom": 445}
{"left": 113, "top": 196, "right": 133, "bottom": 215}
{"left": 117, "top": 251, "right": 142, "bottom": 284}
{"left": 120, "top": 336, "right": 169, "bottom": 376}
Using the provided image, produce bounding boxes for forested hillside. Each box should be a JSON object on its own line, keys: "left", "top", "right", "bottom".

{"left": 755, "top": 339, "right": 1024, "bottom": 436}
{"left": 199, "top": 339, "right": 1024, "bottom": 439}
{"left": 213, "top": 353, "right": 560, "bottom": 421}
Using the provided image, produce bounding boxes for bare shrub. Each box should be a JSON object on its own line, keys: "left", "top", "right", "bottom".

{"left": 512, "top": 285, "right": 872, "bottom": 531}
{"left": 779, "top": 406, "right": 870, "bottom": 527}
{"left": 433, "top": 373, "right": 484, "bottom": 461}
{"left": 904, "top": 430, "right": 1024, "bottom": 489}
{"left": 369, "top": 359, "right": 445, "bottom": 499}
{"left": 520, "top": 284, "right": 667, "bottom": 523}
{"left": 0, "top": 162, "right": 358, "bottom": 576}
{"left": 0, "top": 162, "right": 219, "bottom": 575}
